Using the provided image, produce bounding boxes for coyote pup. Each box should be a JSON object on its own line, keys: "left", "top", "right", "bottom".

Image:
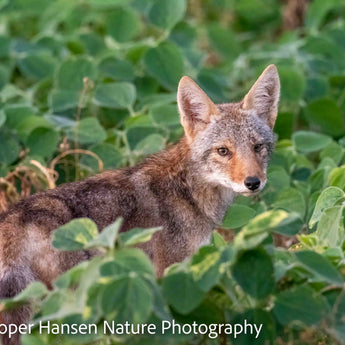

{"left": 0, "top": 65, "right": 280, "bottom": 345}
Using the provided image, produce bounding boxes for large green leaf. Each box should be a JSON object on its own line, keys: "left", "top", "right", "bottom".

{"left": 163, "top": 270, "right": 205, "bottom": 314}
{"left": 98, "top": 57, "right": 134, "bottom": 81}
{"left": 67, "top": 118, "right": 107, "bottom": 145}
{"left": 26, "top": 127, "right": 59, "bottom": 158}
{"left": 57, "top": 57, "right": 97, "bottom": 91}
{"left": 0, "top": 129, "right": 21, "bottom": 164}
{"left": 273, "top": 286, "right": 329, "bottom": 326}
{"left": 101, "top": 274, "right": 153, "bottom": 323}
{"left": 87, "top": 218, "right": 122, "bottom": 249}
{"left": 134, "top": 133, "right": 165, "bottom": 155}
{"left": 279, "top": 66, "right": 306, "bottom": 102}
{"left": 118, "top": 227, "right": 162, "bottom": 247}
{"left": 234, "top": 210, "right": 289, "bottom": 249}
{"left": 18, "top": 53, "right": 55, "bottom": 80}
{"left": 208, "top": 24, "right": 241, "bottom": 61}
{"left": 295, "top": 250, "right": 343, "bottom": 285}
{"left": 80, "top": 143, "right": 123, "bottom": 171}
{"left": 143, "top": 43, "right": 184, "bottom": 90}
{"left": 232, "top": 248, "right": 274, "bottom": 300}
{"left": 292, "top": 131, "right": 332, "bottom": 153}
{"left": 305, "top": 0, "right": 343, "bottom": 30}
{"left": 222, "top": 204, "right": 256, "bottom": 229}
{"left": 150, "top": 104, "right": 180, "bottom": 126}
{"left": 100, "top": 248, "right": 155, "bottom": 277}
{"left": 49, "top": 89, "right": 79, "bottom": 112}
{"left": 309, "top": 186, "right": 344, "bottom": 228}
{"left": 93, "top": 82, "right": 136, "bottom": 109}
{"left": 272, "top": 188, "right": 306, "bottom": 218}
{"left": 190, "top": 246, "right": 221, "bottom": 292}
{"left": 148, "top": 0, "right": 186, "bottom": 29}
{"left": 106, "top": 7, "right": 140, "bottom": 42}
{"left": 316, "top": 205, "right": 344, "bottom": 247}
{"left": 305, "top": 99, "right": 344, "bottom": 137}
{"left": 328, "top": 166, "right": 345, "bottom": 190}
{"left": 52, "top": 218, "right": 98, "bottom": 251}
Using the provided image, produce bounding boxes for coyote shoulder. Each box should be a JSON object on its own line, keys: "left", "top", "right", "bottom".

{"left": 0, "top": 64, "right": 280, "bottom": 345}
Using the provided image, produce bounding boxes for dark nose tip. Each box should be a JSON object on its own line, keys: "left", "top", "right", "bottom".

{"left": 244, "top": 176, "right": 261, "bottom": 191}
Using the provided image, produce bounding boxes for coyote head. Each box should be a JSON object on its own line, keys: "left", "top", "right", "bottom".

{"left": 177, "top": 65, "right": 280, "bottom": 196}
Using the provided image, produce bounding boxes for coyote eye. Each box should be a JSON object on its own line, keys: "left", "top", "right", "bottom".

{"left": 217, "top": 147, "right": 231, "bottom": 157}
{"left": 254, "top": 144, "right": 264, "bottom": 153}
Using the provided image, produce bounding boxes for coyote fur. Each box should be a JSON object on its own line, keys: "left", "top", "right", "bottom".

{"left": 0, "top": 65, "right": 280, "bottom": 345}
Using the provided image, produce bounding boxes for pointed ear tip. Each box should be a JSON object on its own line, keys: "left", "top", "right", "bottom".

{"left": 178, "top": 75, "right": 194, "bottom": 87}
{"left": 265, "top": 64, "right": 279, "bottom": 77}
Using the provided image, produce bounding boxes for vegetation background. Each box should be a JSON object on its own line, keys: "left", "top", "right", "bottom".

{"left": 1, "top": 0, "right": 345, "bottom": 344}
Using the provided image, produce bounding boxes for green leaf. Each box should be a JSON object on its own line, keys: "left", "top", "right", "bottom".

{"left": 26, "top": 127, "right": 59, "bottom": 158}
{"left": 273, "top": 286, "right": 329, "bottom": 326}
{"left": 148, "top": 0, "right": 186, "bottom": 29}
{"left": 106, "top": 7, "right": 140, "bottom": 42}
{"left": 273, "top": 213, "right": 303, "bottom": 236}
{"left": 94, "top": 82, "right": 136, "bottom": 109}
{"left": 316, "top": 205, "right": 344, "bottom": 247}
{"left": 52, "top": 218, "right": 98, "bottom": 251}
{"left": 191, "top": 246, "right": 221, "bottom": 292}
{"left": 98, "top": 57, "right": 134, "bottom": 81}
{"left": 118, "top": 227, "right": 162, "bottom": 247}
{"left": 57, "top": 57, "right": 97, "bottom": 91}
{"left": 49, "top": 89, "right": 79, "bottom": 112}
{"left": 305, "top": 99, "right": 344, "bottom": 137}
{"left": 309, "top": 186, "right": 344, "bottom": 228}
{"left": 234, "top": 210, "right": 289, "bottom": 249}
{"left": 80, "top": 143, "right": 123, "bottom": 171}
{"left": 4, "top": 105, "right": 37, "bottom": 129}
{"left": 16, "top": 116, "right": 53, "bottom": 140}
{"left": 126, "top": 126, "right": 163, "bottom": 150}
{"left": 100, "top": 248, "right": 155, "bottom": 277}
{"left": 150, "top": 104, "right": 180, "bottom": 126}
{"left": 18, "top": 53, "right": 55, "bottom": 80}
{"left": 295, "top": 250, "right": 344, "bottom": 285}
{"left": 87, "top": 0, "right": 129, "bottom": 9}
{"left": 208, "top": 24, "right": 241, "bottom": 61}
{"left": 0, "top": 65, "right": 10, "bottom": 90}
{"left": 0, "top": 35, "right": 10, "bottom": 58}
{"left": 211, "top": 231, "right": 228, "bottom": 248}
{"left": 267, "top": 166, "right": 290, "bottom": 191}
{"left": 0, "top": 110, "right": 5, "bottom": 128}
{"left": 163, "top": 270, "right": 205, "bottom": 314}
{"left": 87, "top": 218, "right": 122, "bottom": 249}
{"left": 1, "top": 282, "right": 48, "bottom": 311}
{"left": 232, "top": 248, "right": 274, "bottom": 300}
{"left": 222, "top": 204, "right": 256, "bottom": 229}
{"left": 0, "top": 129, "right": 21, "bottom": 164}
{"left": 67, "top": 118, "right": 107, "bottom": 145}
{"left": 22, "top": 335, "right": 45, "bottom": 345}
{"left": 143, "top": 43, "right": 184, "bottom": 90}
{"left": 292, "top": 131, "right": 332, "bottom": 153}
{"left": 320, "top": 142, "right": 344, "bottom": 165}
{"left": 101, "top": 274, "right": 153, "bottom": 323}
{"left": 305, "top": 0, "right": 342, "bottom": 30}
{"left": 279, "top": 66, "right": 306, "bottom": 102}
{"left": 134, "top": 133, "right": 165, "bottom": 155}
{"left": 328, "top": 166, "right": 345, "bottom": 190}
{"left": 272, "top": 188, "right": 306, "bottom": 218}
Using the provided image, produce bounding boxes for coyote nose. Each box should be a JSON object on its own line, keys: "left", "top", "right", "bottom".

{"left": 244, "top": 176, "right": 261, "bottom": 191}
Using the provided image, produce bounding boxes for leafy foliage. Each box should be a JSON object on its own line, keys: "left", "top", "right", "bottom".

{"left": 1, "top": 0, "right": 345, "bottom": 344}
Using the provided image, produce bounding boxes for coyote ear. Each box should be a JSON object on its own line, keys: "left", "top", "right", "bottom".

{"left": 177, "top": 76, "right": 218, "bottom": 141}
{"left": 243, "top": 64, "right": 280, "bottom": 129}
